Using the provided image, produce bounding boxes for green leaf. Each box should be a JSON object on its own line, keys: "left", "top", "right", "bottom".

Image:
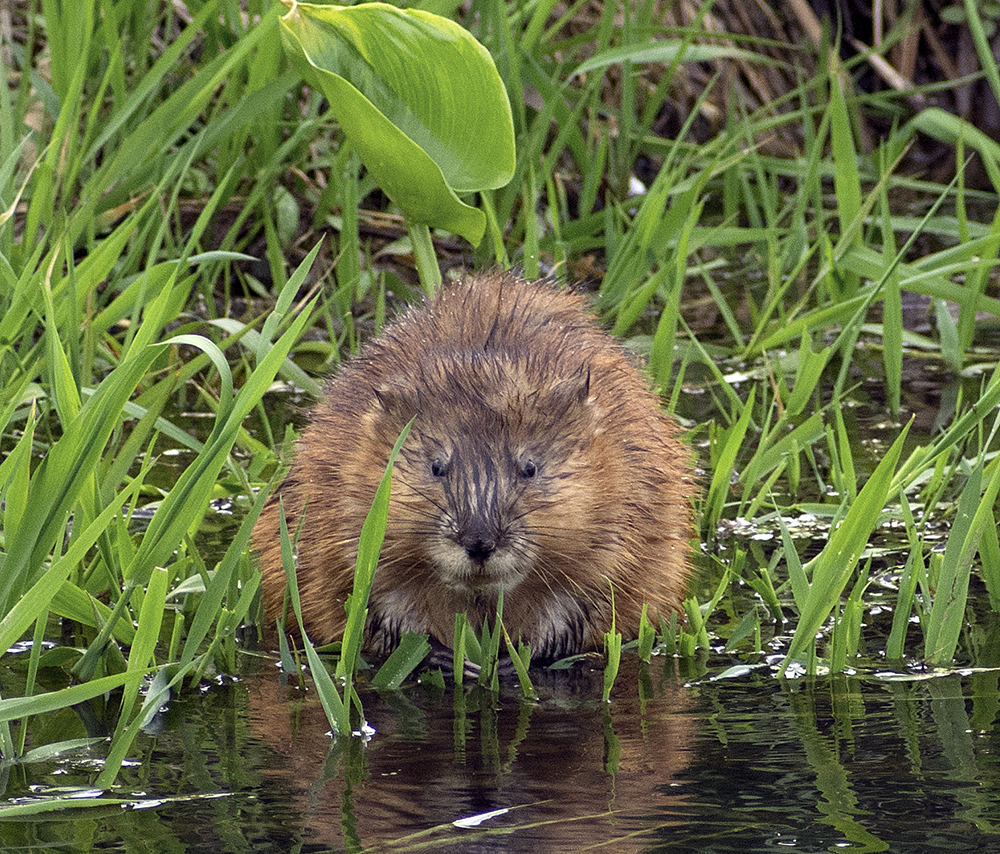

{"left": 279, "top": 501, "right": 350, "bottom": 737}
{"left": 0, "top": 342, "right": 163, "bottom": 615}
{"left": 502, "top": 628, "right": 536, "bottom": 701}
{"left": 637, "top": 604, "right": 655, "bottom": 663}
{"left": 828, "top": 73, "right": 861, "bottom": 298}
{"left": 280, "top": 1, "right": 515, "bottom": 245}
{"left": 370, "top": 633, "right": 432, "bottom": 690}
{"left": 96, "top": 566, "right": 170, "bottom": 788}
{"left": 786, "top": 333, "right": 832, "bottom": 418}
{"left": 573, "top": 41, "right": 775, "bottom": 76}
{"left": 779, "top": 421, "right": 911, "bottom": 674}
{"left": 602, "top": 628, "right": 622, "bottom": 704}
{"left": 0, "top": 473, "right": 147, "bottom": 657}
{"left": 706, "top": 386, "right": 755, "bottom": 531}
{"left": 909, "top": 107, "right": 1000, "bottom": 191}
{"left": 0, "top": 673, "right": 142, "bottom": 724}
{"left": 452, "top": 613, "right": 467, "bottom": 685}
{"left": 925, "top": 454, "right": 1000, "bottom": 664}
{"left": 338, "top": 420, "right": 413, "bottom": 680}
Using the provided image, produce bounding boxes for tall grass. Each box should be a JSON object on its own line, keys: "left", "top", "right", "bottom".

{"left": 0, "top": 0, "right": 325, "bottom": 781}
{"left": 1, "top": 0, "right": 999, "bottom": 791}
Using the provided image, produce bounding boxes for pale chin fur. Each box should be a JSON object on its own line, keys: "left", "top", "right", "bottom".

{"left": 432, "top": 541, "right": 529, "bottom": 595}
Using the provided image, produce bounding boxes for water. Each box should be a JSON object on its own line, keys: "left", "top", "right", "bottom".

{"left": 2, "top": 648, "right": 998, "bottom": 852}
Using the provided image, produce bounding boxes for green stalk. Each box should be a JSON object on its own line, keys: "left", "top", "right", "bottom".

{"left": 408, "top": 222, "right": 442, "bottom": 294}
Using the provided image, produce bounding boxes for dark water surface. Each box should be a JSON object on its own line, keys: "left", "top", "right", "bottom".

{"left": 2, "top": 651, "right": 998, "bottom": 852}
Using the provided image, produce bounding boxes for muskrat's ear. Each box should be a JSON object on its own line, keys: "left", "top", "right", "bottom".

{"left": 549, "top": 368, "right": 591, "bottom": 412}
{"left": 372, "top": 378, "right": 417, "bottom": 422}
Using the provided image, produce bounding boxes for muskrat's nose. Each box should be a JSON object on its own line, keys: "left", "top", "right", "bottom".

{"left": 461, "top": 529, "right": 497, "bottom": 563}
{"left": 464, "top": 538, "right": 496, "bottom": 563}
{"left": 458, "top": 513, "right": 498, "bottom": 563}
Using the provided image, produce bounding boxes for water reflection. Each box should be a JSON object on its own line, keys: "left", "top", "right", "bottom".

{"left": 245, "top": 652, "right": 696, "bottom": 852}
{"left": 677, "top": 667, "right": 1000, "bottom": 853}
{"left": 2, "top": 656, "right": 999, "bottom": 852}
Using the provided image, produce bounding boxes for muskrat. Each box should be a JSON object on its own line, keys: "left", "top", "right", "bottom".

{"left": 253, "top": 270, "right": 694, "bottom": 661}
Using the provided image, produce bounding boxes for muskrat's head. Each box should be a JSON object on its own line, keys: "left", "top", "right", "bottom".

{"left": 365, "top": 354, "right": 615, "bottom": 598}
{"left": 398, "top": 432, "right": 543, "bottom": 594}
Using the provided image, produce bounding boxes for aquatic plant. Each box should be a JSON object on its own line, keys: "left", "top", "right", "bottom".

{"left": 278, "top": 1, "right": 515, "bottom": 290}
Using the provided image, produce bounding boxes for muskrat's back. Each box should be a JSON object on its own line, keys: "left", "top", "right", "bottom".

{"left": 253, "top": 270, "right": 694, "bottom": 661}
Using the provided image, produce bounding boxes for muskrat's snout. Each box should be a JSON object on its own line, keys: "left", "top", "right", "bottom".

{"left": 457, "top": 520, "right": 498, "bottom": 564}
{"left": 436, "top": 493, "right": 523, "bottom": 590}
{"left": 414, "top": 444, "right": 527, "bottom": 584}
{"left": 421, "top": 466, "right": 535, "bottom": 593}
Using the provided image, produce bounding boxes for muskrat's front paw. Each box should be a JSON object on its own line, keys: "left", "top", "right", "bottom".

{"left": 427, "top": 638, "right": 475, "bottom": 678}
{"left": 427, "top": 639, "right": 523, "bottom": 681}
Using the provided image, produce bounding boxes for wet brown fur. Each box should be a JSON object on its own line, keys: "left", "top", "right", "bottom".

{"left": 253, "top": 271, "right": 695, "bottom": 661}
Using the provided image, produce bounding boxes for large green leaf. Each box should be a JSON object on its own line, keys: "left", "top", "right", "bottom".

{"left": 280, "top": 1, "right": 514, "bottom": 245}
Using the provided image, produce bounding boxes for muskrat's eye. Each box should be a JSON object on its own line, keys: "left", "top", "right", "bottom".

{"left": 431, "top": 459, "right": 448, "bottom": 478}
{"left": 520, "top": 459, "right": 537, "bottom": 479}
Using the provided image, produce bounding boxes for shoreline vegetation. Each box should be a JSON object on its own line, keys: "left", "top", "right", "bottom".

{"left": 1, "top": 0, "right": 999, "bottom": 785}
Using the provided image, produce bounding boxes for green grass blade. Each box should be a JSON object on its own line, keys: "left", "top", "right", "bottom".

{"left": 878, "top": 152, "right": 903, "bottom": 417}
{"left": 828, "top": 73, "right": 862, "bottom": 299}
{"left": 176, "top": 477, "right": 272, "bottom": 676}
{"left": 962, "top": 0, "right": 1000, "bottom": 136}
{"left": 279, "top": 502, "right": 350, "bottom": 736}
{"left": 502, "top": 628, "right": 536, "bottom": 700}
{"left": 779, "top": 422, "right": 911, "bottom": 674}
{"left": 371, "top": 634, "right": 432, "bottom": 690}
{"left": 887, "top": 546, "right": 922, "bottom": 660}
{"left": 925, "top": 454, "right": 1000, "bottom": 664}
{"left": 0, "top": 472, "right": 146, "bottom": 656}
{"left": 73, "top": 285, "right": 318, "bottom": 677}
{"left": 0, "top": 672, "right": 141, "bottom": 725}
{"left": 338, "top": 421, "right": 413, "bottom": 680}
{"left": 0, "top": 344, "right": 162, "bottom": 614}
{"left": 705, "top": 386, "right": 755, "bottom": 534}
{"left": 96, "top": 566, "right": 169, "bottom": 788}
{"left": 0, "top": 408, "right": 37, "bottom": 548}
{"left": 778, "top": 514, "right": 809, "bottom": 610}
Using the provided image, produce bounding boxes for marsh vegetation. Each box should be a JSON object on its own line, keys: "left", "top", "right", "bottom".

{"left": 1, "top": 1, "right": 999, "bottom": 843}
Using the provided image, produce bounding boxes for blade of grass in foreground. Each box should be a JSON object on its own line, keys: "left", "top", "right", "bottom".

{"left": 95, "top": 566, "right": 169, "bottom": 788}
{"left": 278, "top": 420, "right": 411, "bottom": 736}
{"left": 279, "top": 500, "right": 350, "bottom": 737}
{"left": 73, "top": 250, "right": 319, "bottom": 681}
{"left": 0, "top": 672, "right": 145, "bottom": 728}
{"left": 370, "top": 634, "right": 433, "bottom": 691}
{"left": 176, "top": 476, "right": 276, "bottom": 682}
{"left": 779, "top": 422, "right": 911, "bottom": 675}
{"left": 0, "top": 342, "right": 163, "bottom": 615}
{"left": 704, "top": 386, "right": 755, "bottom": 535}
{"left": 924, "top": 450, "right": 1000, "bottom": 664}
{"left": 502, "top": 628, "right": 535, "bottom": 700}
{"left": 0, "top": 471, "right": 149, "bottom": 660}
{"left": 337, "top": 420, "right": 413, "bottom": 681}
{"left": 827, "top": 69, "right": 862, "bottom": 299}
